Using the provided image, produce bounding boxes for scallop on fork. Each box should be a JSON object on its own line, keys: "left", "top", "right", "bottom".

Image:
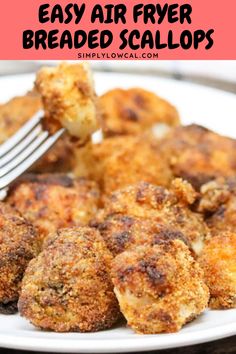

{"left": 0, "top": 62, "right": 98, "bottom": 198}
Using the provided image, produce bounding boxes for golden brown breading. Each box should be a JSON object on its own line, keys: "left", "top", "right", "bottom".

{"left": 0, "top": 95, "right": 41, "bottom": 143}
{"left": 93, "top": 215, "right": 191, "bottom": 256}
{"left": 7, "top": 174, "right": 100, "bottom": 244}
{"left": 98, "top": 88, "right": 180, "bottom": 137}
{"left": 198, "top": 179, "right": 231, "bottom": 214}
{"left": 198, "top": 232, "right": 236, "bottom": 309}
{"left": 198, "top": 177, "right": 236, "bottom": 232}
{"left": 31, "top": 137, "right": 76, "bottom": 173}
{"left": 160, "top": 124, "right": 236, "bottom": 190}
{"left": 95, "top": 180, "right": 208, "bottom": 255}
{"left": 74, "top": 135, "right": 173, "bottom": 196}
{"left": 111, "top": 240, "right": 209, "bottom": 334}
{"left": 0, "top": 94, "right": 76, "bottom": 173}
{"left": 18, "top": 227, "right": 121, "bottom": 332}
{"left": 0, "top": 202, "right": 39, "bottom": 314}
{"left": 36, "top": 63, "right": 99, "bottom": 141}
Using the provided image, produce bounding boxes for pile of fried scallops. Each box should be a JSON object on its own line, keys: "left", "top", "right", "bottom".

{"left": 0, "top": 63, "right": 235, "bottom": 334}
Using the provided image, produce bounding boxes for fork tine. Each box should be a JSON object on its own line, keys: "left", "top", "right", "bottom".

{"left": 0, "top": 124, "right": 42, "bottom": 167}
{"left": 0, "top": 110, "right": 43, "bottom": 158}
{"left": 0, "top": 131, "right": 49, "bottom": 178}
{"left": 0, "top": 128, "right": 65, "bottom": 190}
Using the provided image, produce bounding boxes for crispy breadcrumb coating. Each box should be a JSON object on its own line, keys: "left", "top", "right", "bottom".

{"left": 98, "top": 88, "right": 180, "bottom": 137}
{"left": 198, "top": 177, "right": 236, "bottom": 234}
{"left": 95, "top": 180, "right": 208, "bottom": 255}
{"left": 198, "top": 180, "right": 236, "bottom": 309}
{"left": 199, "top": 232, "right": 236, "bottom": 309}
{"left": 0, "top": 94, "right": 76, "bottom": 173}
{"left": 18, "top": 227, "right": 121, "bottom": 332}
{"left": 0, "top": 202, "right": 39, "bottom": 314}
{"left": 0, "top": 95, "right": 41, "bottom": 143}
{"left": 36, "top": 63, "right": 98, "bottom": 141}
{"left": 7, "top": 174, "right": 100, "bottom": 244}
{"left": 111, "top": 240, "right": 209, "bottom": 334}
{"left": 31, "top": 136, "right": 76, "bottom": 173}
{"left": 93, "top": 215, "right": 191, "bottom": 256}
{"left": 74, "top": 135, "right": 173, "bottom": 196}
{"left": 160, "top": 124, "right": 236, "bottom": 190}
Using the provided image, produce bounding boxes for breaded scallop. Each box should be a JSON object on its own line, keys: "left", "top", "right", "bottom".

{"left": 111, "top": 240, "right": 209, "bottom": 334}
{"left": 31, "top": 137, "right": 76, "bottom": 173}
{"left": 7, "top": 174, "right": 100, "bottom": 244}
{"left": 198, "top": 177, "right": 236, "bottom": 233}
{"left": 75, "top": 135, "right": 173, "bottom": 196}
{"left": 160, "top": 124, "right": 236, "bottom": 190}
{"left": 0, "top": 94, "right": 41, "bottom": 143}
{"left": 96, "top": 180, "right": 208, "bottom": 255}
{"left": 199, "top": 232, "right": 236, "bottom": 309}
{"left": 0, "top": 93, "right": 76, "bottom": 173}
{"left": 98, "top": 88, "right": 180, "bottom": 137}
{"left": 18, "top": 227, "right": 121, "bottom": 332}
{"left": 36, "top": 63, "right": 98, "bottom": 141}
{"left": 0, "top": 202, "right": 39, "bottom": 314}
{"left": 94, "top": 215, "right": 190, "bottom": 257}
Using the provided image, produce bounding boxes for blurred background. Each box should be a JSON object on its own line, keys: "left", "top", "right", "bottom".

{"left": 0, "top": 60, "right": 235, "bottom": 93}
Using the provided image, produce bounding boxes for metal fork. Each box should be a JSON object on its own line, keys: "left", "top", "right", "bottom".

{"left": 0, "top": 111, "right": 65, "bottom": 200}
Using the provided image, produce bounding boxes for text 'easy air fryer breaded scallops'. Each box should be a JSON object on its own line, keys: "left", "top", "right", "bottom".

{"left": 98, "top": 87, "right": 180, "bottom": 137}
{"left": 0, "top": 202, "right": 39, "bottom": 314}
{"left": 94, "top": 179, "right": 209, "bottom": 256}
{"left": 199, "top": 232, "right": 236, "bottom": 309}
{"left": 7, "top": 174, "right": 100, "bottom": 245}
{"left": 35, "top": 62, "right": 99, "bottom": 142}
{"left": 111, "top": 240, "right": 209, "bottom": 334}
{"left": 18, "top": 227, "right": 121, "bottom": 332}
{"left": 160, "top": 124, "right": 236, "bottom": 190}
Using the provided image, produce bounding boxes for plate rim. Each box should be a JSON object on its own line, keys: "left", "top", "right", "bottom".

{"left": 0, "top": 314, "right": 235, "bottom": 353}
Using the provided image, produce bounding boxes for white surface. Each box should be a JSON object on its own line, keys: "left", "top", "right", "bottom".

{"left": 0, "top": 60, "right": 236, "bottom": 85}
{"left": 93, "top": 60, "right": 236, "bottom": 83}
{"left": 0, "top": 310, "right": 235, "bottom": 353}
{"left": 0, "top": 72, "right": 235, "bottom": 353}
{"left": 1, "top": 61, "right": 236, "bottom": 84}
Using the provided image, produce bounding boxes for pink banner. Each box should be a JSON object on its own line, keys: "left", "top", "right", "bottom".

{"left": 0, "top": 0, "right": 235, "bottom": 59}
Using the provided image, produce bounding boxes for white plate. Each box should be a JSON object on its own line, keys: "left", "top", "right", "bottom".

{"left": 0, "top": 72, "right": 235, "bottom": 353}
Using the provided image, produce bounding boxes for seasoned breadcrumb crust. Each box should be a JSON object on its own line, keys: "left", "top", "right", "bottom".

{"left": 92, "top": 135, "right": 173, "bottom": 195}
{"left": 0, "top": 95, "right": 41, "bottom": 143}
{"left": 36, "top": 63, "right": 98, "bottom": 141}
{"left": 160, "top": 124, "right": 236, "bottom": 190}
{"left": 73, "top": 135, "right": 173, "bottom": 196}
{"left": 98, "top": 87, "right": 180, "bottom": 137}
{"left": 94, "top": 180, "right": 208, "bottom": 256}
{"left": 0, "top": 202, "right": 39, "bottom": 314}
{"left": 94, "top": 215, "right": 191, "bottom": 256}
{"left": 7, "top": 174, "right": 100, "bottom": 244}
{"left": 111, "top": 240, "right": 209, "bottom": 334}
{"left": 19, "top": 227, "right": 121, "bottom": 332}
{"left": 199, "top": 232, "right": 236, "bottom": 309}
{"left": 199, "top": 177, "right": 236, "bottom": 233}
